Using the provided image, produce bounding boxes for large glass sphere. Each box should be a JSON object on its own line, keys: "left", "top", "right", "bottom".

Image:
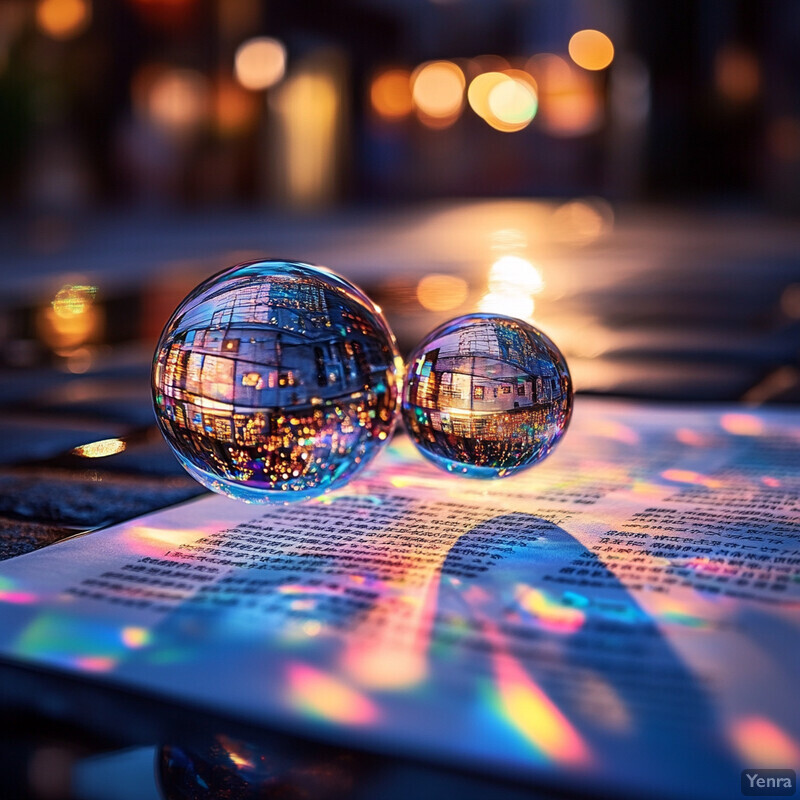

{"left": 402, "top": 314, "right": 572, "bottom": 478}
{"left": 152, "top": 260, "right": 400, "bottom": 502}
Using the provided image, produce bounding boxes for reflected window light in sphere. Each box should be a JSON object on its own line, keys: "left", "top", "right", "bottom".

{"left": 152, "top": 260, "right": 400, "bottom": 503}
{"left": 402, "top": 314, "right": 572, "bottom": 478}
{"left": 235, "top": 37, "right": 286, "bottom": 91}
{"left": 36, "top": 0, "right": 91, "bottom": 40}
{"left": 568, "top": 29, "right": 615, "bottom": 71}
{"left": 370, "top": 68, "right": 413, "bottom": 120}
{"left": 411, "top": 61, "right": 465, "bottom": 126}
{"left": 417, "top": 274, "right": 469, "bottom": 312}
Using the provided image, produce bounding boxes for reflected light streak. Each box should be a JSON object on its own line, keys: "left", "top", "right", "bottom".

{"left": 731, "top": 717, "right": 800, "bottom": 767}
{"left": 287, "top": 662, "right": 379, "bottom": 725}
{"left": 492, "top": 647, "right": 591, "bottom": 765}
{"left": 661, "top": 469, "right": 722, "bottom": 489}
{"left": 0, "top": 576, "right": 37, "bottom": 605}
{"left": 72, "top": 438, "right": 127, "bottom": 458}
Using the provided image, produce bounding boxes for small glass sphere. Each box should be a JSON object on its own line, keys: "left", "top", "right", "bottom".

{"left": 402, "top": 314, "right": 572, "bottom": 478}
{"left": 152, "top": 260, "right": 400, "bottom": 502}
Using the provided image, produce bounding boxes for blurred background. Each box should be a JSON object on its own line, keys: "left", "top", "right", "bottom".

{"left": 0, "top": 0, "right": 799, "bottom": 555}
{"left": 1, "top": 3, "right": 800, "bottom": 797}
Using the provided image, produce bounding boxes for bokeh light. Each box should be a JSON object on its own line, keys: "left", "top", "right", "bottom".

{"left": 36, "top": 0, "right": 91, "bottom": 41}
{"left": 147, "top": 68, "right": 210, "bottom": 134}
{"left": 714, "top": 45, "right": 760, "bottom": 105}
{"left": 528, "top": 54, "right": 603, "bottom": 137}
{"left": 416, "top": 274, "right": 469, "bottom": 311}
{"left": 411, "top": 61, "right": 465, "bottom": 128}
{"left": 550, "top": 199, "right": 613, "bottom": 245}
{"left": 488, "top": 76, "right": 538, "bottom": 129}
{"left": 370, "top": 68, "right": 413, "bottom": 120}
{"left": 478, "top": 292, "right": 534, "bottom": 321}
{"left": 488, "top": 256, "right": 543, "bottom": 295}
{"left": 568, "top": 29, "right": 615, "bottom": 71}
{"left": 234, "top": 37, "right": 287, "bottom": 91}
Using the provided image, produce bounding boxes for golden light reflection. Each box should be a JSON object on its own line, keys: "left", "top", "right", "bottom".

{"left": 411, "top": 61, "right": 465, "bottom": 128}
{"left": 38, "top": 283, "right": 102, "bottom": 353}
{"left": 287, "top": 662, "right": 379, "bottom": 725}
{"left": 72, "top": 438, "right": 127, "bottom": 458}
{"left": 550, "top": 199, "right": 613, "bottom": 245}
{"left": 234, "top": 36, "right": 286, "bottom": 91}
{"left": 568, "top": 29, "right": 614, "bottom": 71}
{"left": 36, "top": 0, "right": 90, "bottom": 40}
{"left": 370, "top": 68, "right": 413, "bottom": 120}
{"left": 488, "top": 255, "right": 543, "bottom": 295}
{"left": 478, "top": 291, "right": 534, "bottom": 321}
{"left": 416, "top": 274, "right": 469, "bottom": 312}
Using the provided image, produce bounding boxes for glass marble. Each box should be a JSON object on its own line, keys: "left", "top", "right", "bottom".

{"left": 152, "top": 260, "right": 400, "bottom": 502}
{"left": 402, "top": 313, "right": 572, "bottom": 478}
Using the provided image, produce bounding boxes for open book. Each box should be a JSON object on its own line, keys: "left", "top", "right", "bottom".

{"left": 1, "top": 398, "right": 798, "bottom": 799}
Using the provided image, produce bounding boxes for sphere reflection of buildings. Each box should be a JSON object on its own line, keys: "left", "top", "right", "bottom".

{"left": 405, "top": 319, "right": 570, "bottom": 472}
{"left": 154, "top": 275, "right": 395, "bottom": 487}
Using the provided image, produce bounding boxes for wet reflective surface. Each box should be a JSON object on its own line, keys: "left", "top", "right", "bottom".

{"left": 152, "top": 261, "right": 400, "bottom": 502}
{"left": 402, "top": 314, "right": 572, "bottom": 477}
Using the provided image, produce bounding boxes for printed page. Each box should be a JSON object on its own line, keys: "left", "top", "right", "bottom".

{"left": 0, "top": 398, "right": 798, "bottom": 799}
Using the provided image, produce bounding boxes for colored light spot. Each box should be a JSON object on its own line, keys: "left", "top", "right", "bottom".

{"left": 121, "top": 626, "right": 151, "bottom": 649}
{"left": 568, "top": 29, "right": 615, "bottom": 71}
{"left": 731, "top": 717, "right": 800, "bottom": 767}
{"left": 590, "top": 419, "right": 639, "bottom": 445}
{"left": 661, "top": 469, "right": 722, "bottom": 489}
{"left": 287, "top": 662, "right": 379, "bottom": 725}
{"left": 721, "top": 413, "right": 764, "bottom": 437}
{"left": 515, "top": 586, "right": 585, "bottom": 633}
{"left": 493, "top": 651, "right": 591, "bottom": 765}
